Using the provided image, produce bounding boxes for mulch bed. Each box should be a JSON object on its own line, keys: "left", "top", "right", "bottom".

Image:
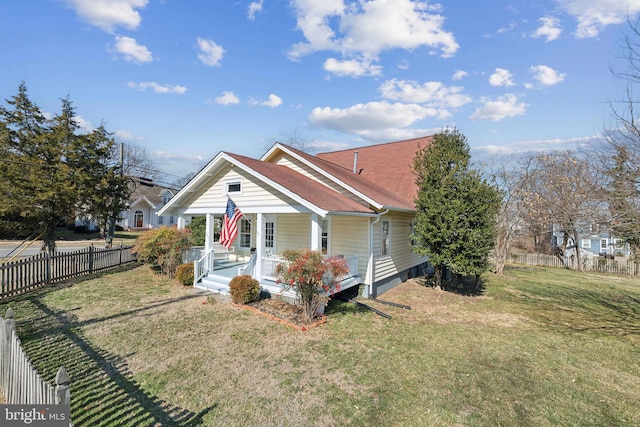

{"left": 244, "top": 298, "right": 326, "bottom": 331}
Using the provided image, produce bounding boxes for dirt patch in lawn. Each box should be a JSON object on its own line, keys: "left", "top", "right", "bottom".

{"left": 246, "top": 298, "right": 324, "bottom": 327}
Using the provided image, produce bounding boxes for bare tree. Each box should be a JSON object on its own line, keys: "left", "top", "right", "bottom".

{"left": 265, "top": 129, "right": 313, "bottom": 153}
{"left": 520, "top": 151, "right": 603, "bottom": 270}
{"left": 600, "top": 18, "right": 640, "bottom": 258}
{"left": 483, "top": 156, "right": 531, "bottom": 275}
{"left": 112, "top": 141, "right": 159, "bottom": 180}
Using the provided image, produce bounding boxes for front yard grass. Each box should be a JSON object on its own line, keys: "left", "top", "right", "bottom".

{"left": 0, "top": 264, "right": 638, "bottom": 426}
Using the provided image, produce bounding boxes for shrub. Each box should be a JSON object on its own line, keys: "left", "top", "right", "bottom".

{"left": 187, "top": 216, "right": 206, "bottom": 246}
{"left": 229, "top": 275, "right": 261, "bottom": 304}
{"left": 133, "top": 227, "right": 192, "bottom": 277}
{"left": 275, "top": 249, "right": 349, "bottom": 321}
{"left": 175, "top": 263, "right": 194, "bottom": 285}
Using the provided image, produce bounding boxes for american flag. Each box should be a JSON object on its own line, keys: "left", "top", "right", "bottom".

{"left": 219, "top": 198, "right": 244, "bottom": 249}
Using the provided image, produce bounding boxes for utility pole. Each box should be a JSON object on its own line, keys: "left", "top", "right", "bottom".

{"left": 106, "top": 142, "right": 124, "bottom": 248}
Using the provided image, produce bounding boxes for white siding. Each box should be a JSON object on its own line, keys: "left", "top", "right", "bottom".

{"left": 373, "top": 212, "right": 426, "bottom": 282}
{"left": 276, "top": 214, "right": 310, "bottom": 251}
{"left": 330, "top": 216, "right": 369, "bottom": 278}
{"left": 185, "top": 165, "right": 298, "bottom": 211}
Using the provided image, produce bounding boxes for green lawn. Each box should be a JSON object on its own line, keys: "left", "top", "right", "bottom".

{"left": 1, "top": 265, "right": 638, "bottom": 426}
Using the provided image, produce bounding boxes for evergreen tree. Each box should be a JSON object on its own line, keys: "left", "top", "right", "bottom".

{"left": 0, "top": 83, "right": 130, "bottom": 252}
{"left": 412, "top": 129, "right": 501, "bottom": 289}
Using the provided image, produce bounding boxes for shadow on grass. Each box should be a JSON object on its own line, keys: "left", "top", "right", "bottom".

{"left": 5, "top": 287, "right": 216, "bottom": 426}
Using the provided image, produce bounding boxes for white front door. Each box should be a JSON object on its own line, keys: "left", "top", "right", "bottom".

{"left": 263, "top": 215, "right": 276, "bottom": 257}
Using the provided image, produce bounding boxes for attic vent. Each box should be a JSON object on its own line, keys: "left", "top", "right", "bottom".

{"left": 225, "top": 180, "right": 242, "bottom": 194}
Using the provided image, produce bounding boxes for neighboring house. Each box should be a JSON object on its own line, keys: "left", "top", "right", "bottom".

{"left": 158, "top": 137, "right": 433, "bottom": 298}
{"left": 118, "top": 179, "right": 179, "bottom": 230}
{"left": 553, "top": 226, "right": 631, "bottom": 258}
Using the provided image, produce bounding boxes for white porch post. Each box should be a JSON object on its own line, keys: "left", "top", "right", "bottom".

{"left": 176, "top": 211, "right": 186, "bottom": 230}
{"left": 310, "top": 213, "right": 321, "bottom": 251}
{"left": 205, "top": 213, "right": 215, "bottom": 252}
{"left": 255, "top": 213, "right": 264, "bottom": 281}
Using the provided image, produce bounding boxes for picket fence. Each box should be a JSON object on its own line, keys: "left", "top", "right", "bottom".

{"left": 0, "top": 245, "right": 137, "bottom": 299}
{"left": 508, "top": 253, "right": 640, "bottom": 276}
{"left": 0, "top": 307, "right": 70, "bottom": 408}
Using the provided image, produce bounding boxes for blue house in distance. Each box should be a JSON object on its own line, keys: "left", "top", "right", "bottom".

{"left": 553, "top": 225, "right": 631, "bottom": 259}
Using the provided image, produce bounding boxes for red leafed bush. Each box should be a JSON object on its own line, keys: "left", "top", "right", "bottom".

{"left": 275, "top": 249, "right": 349, "bottom": 321}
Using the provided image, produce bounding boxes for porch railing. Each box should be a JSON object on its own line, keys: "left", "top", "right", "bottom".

{"left": 194, "top": 250, "right": 213, "bottom": 285}
{"left": 260, "top": 254, "right": 359, "bottom": 282}
{"left": 238, "top": 254, "right": 257, "bottom": 277}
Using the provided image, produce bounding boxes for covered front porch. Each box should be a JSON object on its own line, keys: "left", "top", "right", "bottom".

{"left": 180, "top": 208, "right": 368, "bottom": 300}
{"left": 189, "top": 245, "right": 362, "bottom": 302}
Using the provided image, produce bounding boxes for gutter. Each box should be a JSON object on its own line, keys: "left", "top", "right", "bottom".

{"left": 367, "top": 208, "right": 389, "bottom": 298}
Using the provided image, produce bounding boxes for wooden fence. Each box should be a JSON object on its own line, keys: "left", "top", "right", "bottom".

{"left": 1, "top": 245, "right": 137, "bottom": 299}
{"left": 0, "top": 307, "right": 71, "bottom": 407}
{"left": 508, "top": 253, "right": 640, "bottom": 276}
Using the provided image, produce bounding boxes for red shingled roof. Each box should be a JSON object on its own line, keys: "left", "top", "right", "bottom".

{"left": 225, "top": 153, "right": 375, "bottom": 214}
{"left": 280, "top": 144, "right": 415, "bottom": 210}
{"left": 316, "top": 136, "right": 433, "bottom": 207}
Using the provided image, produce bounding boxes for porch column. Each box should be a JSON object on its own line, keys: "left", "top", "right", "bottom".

{"left": 255, "top": 213, "right": 264, "bottom": 281}
{"left": 205, "top": 213, "right": 215, "bottom": 252}
{"left": 310, "top": 213, "right": 321, "bottom": 251}
{"left": 176, "top": 211, "right": 187, "bottom": 230}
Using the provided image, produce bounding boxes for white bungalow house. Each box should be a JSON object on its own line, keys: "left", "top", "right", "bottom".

{"left": 158, "top": 137, "right": 433, "bottom": 299}
{"left": 118, "top": 178, "right": 179, "bottom": 230}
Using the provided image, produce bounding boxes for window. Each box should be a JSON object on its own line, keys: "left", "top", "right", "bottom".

{"left": 170, "top": 216, "right": 175, "bottom": 225}
{"left": 321, "top": 219, "right": 328, "bottom": 254}
{"left": 381, "top": 220, "right": 390, "bottom": 256}
{"left": 225, "top": 180, "right": 242, "bottom": 194}
{"left": 600, "top": 239, "right": 608, "bottom": 251}
{"left": 134, "top": 210, "right": 143, "bottom": 228}
{"left": 158, "top": 215, "right": 163, "bottom": 225}
{"left": 240, "top": 218, "right": 251, "bottom": 248}
{"left": 581, "top": 239, "right": 591, "bottom": 249}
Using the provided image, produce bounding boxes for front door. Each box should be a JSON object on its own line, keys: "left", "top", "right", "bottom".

{"left": 263, "top": 215, "right": 276, "bottom": 257}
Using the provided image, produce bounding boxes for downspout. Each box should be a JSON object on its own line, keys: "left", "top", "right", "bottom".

{"left": 367, "top": 208, "right": 389, "bottom": 298}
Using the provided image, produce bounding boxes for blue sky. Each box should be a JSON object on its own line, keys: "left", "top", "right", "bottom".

{"left": 1, "top": 0, "right": 638, "bottom": 182}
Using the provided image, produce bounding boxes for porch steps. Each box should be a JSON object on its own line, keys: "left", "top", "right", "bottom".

{"left": 197, "top": 275, "right": 231, "bottom": 295}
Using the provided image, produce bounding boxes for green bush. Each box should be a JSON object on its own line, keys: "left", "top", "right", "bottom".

{"left": 175, "top": 263, "right": 194, "bottom": 285}
{"left": 187, "top": 216, "right": 206, "bottom": 246}
{"left": 229, "top": 275, "right": 261, "bottom": 304}
{"left": 132, "top": 227, "right": 192, "bottom": 277}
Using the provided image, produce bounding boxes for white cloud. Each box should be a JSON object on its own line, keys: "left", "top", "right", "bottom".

{"left": 127, "top": 81, "right": 187, "bottom": 94}
{"left": 529, "top": 65, "right": 566, "bottom": 87}
{"left": 64, "top": 0, "right": 148, "bottom": 33}
{"left": 473, "top": 134, "right": 601, "bottom": 157}
{"left": 73, "top": 115, "right": 93, "bottom": 133}
{"left": 557, "top": 0, "right": 640, "bottom": 38}
{"left": 248, "top": 0, "right": 264, "bottom": 21}
{"left": 489, "top": 68, "right": 515, "bottom": 87}
{"left": 289, "top": 0, "right": 458, "bottom": 74}
{"left": 213, "top": 91, "right": 240, "bottom": 105}
{"left": 308, "top": 101, "right": 439, "bottom": 135}
{"left": 251, "top": 94, "right": 283, "bottom": 108}
{"left": 113, "top": 129, "right": 139, "bottom": 140}
{"left": 197, "top": 38, "right": 225, "bottom": 67}
{"left": 379, "top": 79, "right": 472, "bottom": 109}
{"left": 111, "top": 35, "right": 152, "bottom": 63}
{"left": 452, "top": 70, "right": 468, "bottom": 80}
{"left": 470, "top": 94, "right": 527, "bottom": 121}
{"left": 531, "top": 16, "right": 562, "bottom": 42}
{"left": 323, "top": 57, "right": 382, "bottom": 77}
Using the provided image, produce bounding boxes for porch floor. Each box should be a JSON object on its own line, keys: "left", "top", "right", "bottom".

{"left": 196, "top": 261, "right": 362, "bottom": 302}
